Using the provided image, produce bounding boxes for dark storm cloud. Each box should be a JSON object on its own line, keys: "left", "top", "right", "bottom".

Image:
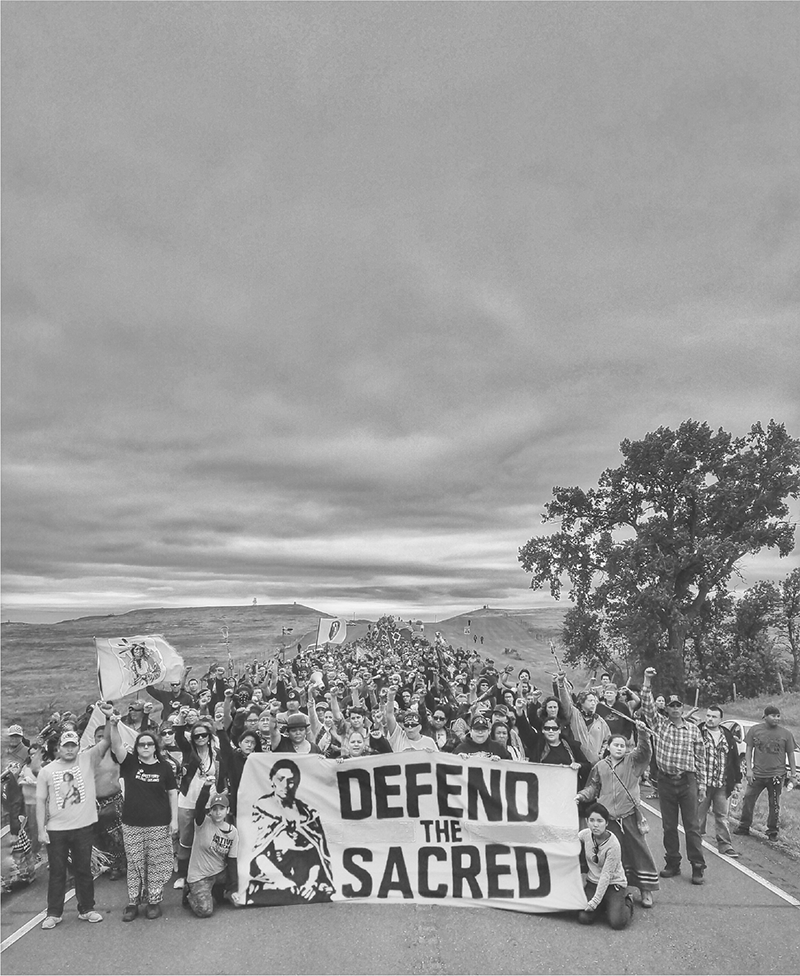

{"left": 2, "top": 3, "right": 799, "bottom": 619}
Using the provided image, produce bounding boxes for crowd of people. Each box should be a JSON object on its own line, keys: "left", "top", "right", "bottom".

{"left": 2, "top": 615, "right": 798, "bottom": 934}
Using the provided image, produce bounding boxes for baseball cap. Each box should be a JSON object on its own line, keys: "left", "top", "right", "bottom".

{"left": 59, "top": 731, "right": 80, "bottom": 745}
{"left": 666, "top": 697, "right": 683, "bottom": 708}
{"left": 208, "top": 792, "right": 229, "bottom": 809}
{"left": 471, "top": 716, "right": 490, "bottom": 730}
{"left": 7, "top": 725, "right": 24, "bottom": 737}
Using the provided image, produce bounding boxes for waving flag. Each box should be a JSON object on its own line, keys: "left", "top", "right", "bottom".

{"left": 315, "top": 618, "right": 347, "bottom": 646}
{"left": 79, "top": 704, "right": 138, "bottom": 753}
{"left": 95, "top": 634, "right": 184, "bottom": 700}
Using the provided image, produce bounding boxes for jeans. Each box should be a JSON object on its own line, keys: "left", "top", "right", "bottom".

{"left": 738, "top": 777, "right": 782, "bottom": 836}
{"left": 657, "top": 771, "right": 706, "bottom": 869}
{"left": 698, "top": 785, "right": 735, "bottom": 852}
{"left": 46, "top": 824, "right": 95, "bottom": 917}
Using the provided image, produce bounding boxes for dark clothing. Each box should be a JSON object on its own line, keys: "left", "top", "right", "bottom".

{"left": 120, "top": 755, "right": 177, "bottom": 827}
{"left": 145, "top": 686, "right": 194, "bottom": 718}
{"left": 738, "top": 777, "right": 783, "bottom": 837}
{"left": 597, "top": 700, "right": 632, "bottom": 740}
{"left": 368, "top": 733, "right": 393, "bottom": 754}
{"left": 658, "top": 770, "right": 706, "bottom": 869}
{"left": 452, "top": 737, "right": 511, "bottom": 760}
{"left": 698, "top": 722, "right": 742, "bottom": 797}
{"left": 46, "top": 825, "right": 95, "bottom": 917}
{"left": 274, "top": 737, "right": 321, "bottom": 754}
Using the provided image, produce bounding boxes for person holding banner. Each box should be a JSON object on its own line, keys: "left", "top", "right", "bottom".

{"left": 577, "top": 803, "right": 634, "bottom": 930}
{"left": 109, "top": 716, "right": 178, "bottom": 921}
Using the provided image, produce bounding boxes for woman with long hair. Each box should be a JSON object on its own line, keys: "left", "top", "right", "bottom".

{"left": 576, "top": 725, "right": 659, "bottom": 908}
{"left": 491, "top": 722, "right": 522, "bottom": 762}
{"left": 110, "top": 719, "right": 177, "bottom": 921}
{"left": 577, "top": 802, "right": 634, "bottom": 930}
{"left": 172, "top": 718, "right": 223, "bottom": 889}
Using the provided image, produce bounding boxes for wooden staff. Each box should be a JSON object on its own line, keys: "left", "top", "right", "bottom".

{"left": 549, "top": 640, "right": 563, "bottom": 673}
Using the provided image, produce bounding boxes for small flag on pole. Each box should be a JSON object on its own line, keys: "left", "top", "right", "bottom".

{"left": 315, "top": 617, "right": 347, "bottom": 646}
{"left": 95, "top": 634, "right": 184, "bottom": 701}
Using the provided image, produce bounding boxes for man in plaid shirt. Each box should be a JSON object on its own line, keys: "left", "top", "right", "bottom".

{"left": 641, "top": 667, "right": 707, "bottom": 885}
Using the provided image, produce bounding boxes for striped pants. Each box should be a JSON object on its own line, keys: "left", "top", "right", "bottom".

{"left": 122, "top": 824, "right": 173, "bottom": 906}
{"left": 608, "top": 813, "right": 660, "bottom": 892}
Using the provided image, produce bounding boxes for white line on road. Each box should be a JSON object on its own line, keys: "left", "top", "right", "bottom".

{"left": 0, "top": 888, "right": 75, "bottom": 952}
{"left": 2, "top": 808, "right": 798, "bottom": 954}
{"left": 640, "top": 800, "right": 800, "bottom": 908}
{"left": 0, "top": 826, "right": 9, "bottom": 839}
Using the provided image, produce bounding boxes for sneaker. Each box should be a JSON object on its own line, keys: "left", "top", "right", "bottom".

{"left": 660, "top": 864, "right": 681, "bottom": 878}
{"left": 767, "top": 833, "right": 778, "bottom": 842}
{"left": 41, "top": 916, "right": 62, "bottom": 930}
{"left": 173, "top": 877, "right": 185, "bottom": 889}
{"left": 122, "top": 904, "right": 138, "bottom": 922}
{"left": 721, "top": 849, "right": 739, "bottom": 858}
{"left": 640, "top": 890, "right": 654, "bottom": 908}
{"left": 691, "top": 866, "right": 705, "bottom": 886}
{"left": 145, "top": 903, "right": 162, "bottom": 920}
{"left": 733, "top": 826, "right": 750, "bottom": 836}
{"left": 78, "top": 911, "right": 103, "bottom": 923}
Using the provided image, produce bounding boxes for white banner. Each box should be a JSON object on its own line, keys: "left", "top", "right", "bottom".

{"left": 316, "top": 618, "right": 347, "bottom": 646}
{"left": 236, "top": 753, "right": 585, "bottom": 913}
{"left": 95, "top": 634, "right": 184, "bottom": 700}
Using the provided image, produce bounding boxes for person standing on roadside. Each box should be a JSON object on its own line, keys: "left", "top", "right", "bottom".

{"left": 697, "top": 706, "right": 741, "bottom": 857}
{"left": 735, "top": 705, "right": 798, "bottom": 843}
{"left": 36, "top": 706, "right": 115, "bottom": 930}
{"left": 641, "top": 667, "right": 707, "bottom": 886}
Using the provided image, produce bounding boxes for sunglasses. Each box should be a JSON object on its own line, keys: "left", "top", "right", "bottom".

{"left": 193, "top": 733, "right": 209, "bottom": 741}
{"left": 404, "top": 719, "right": 421, "bottom": 726}
{"left": 433, "top": 715, "right": 446, "bottom": 721}
{"left": 138, "top": 741, "right": 156, "bottom": 748}
{"left": 543, "top": 725, "right": 560, "bottom": 731}
{"left": 592, "top": 840, "right": 600, "bottom": 864}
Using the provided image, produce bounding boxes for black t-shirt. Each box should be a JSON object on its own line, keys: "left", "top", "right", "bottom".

{"left": 368, "top": 732, "right": 393, "bottom": 754}
{"left": 120, "top": 754, "right": 177, "bottom": 827}
{"left": 453, "top": 737, "right": 511, "bottom": 761}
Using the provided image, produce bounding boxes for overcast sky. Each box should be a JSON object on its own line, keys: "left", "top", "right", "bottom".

{"left": 2, "top": 3, "right": 799, "bottom": 624}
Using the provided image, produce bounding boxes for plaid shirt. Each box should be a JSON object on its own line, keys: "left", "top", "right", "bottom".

{"left": 642, "top": 688, "right": 706, "bottom": 790}
{"left": 700, "top": 726, "right": 730, "bottom": 789}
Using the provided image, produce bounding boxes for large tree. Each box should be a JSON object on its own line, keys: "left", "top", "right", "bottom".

{"left": 518, "top": 420, "right": 800, "bottom": 692}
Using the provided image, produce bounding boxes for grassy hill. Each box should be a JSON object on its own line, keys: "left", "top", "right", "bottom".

{"left": 0, "top": 603, "right": 338, "bottom": 732}
{"left": 432, "top": 606, "right": 570, "bottom": 683}
{"left": 0, "top": 603, "right": 571, "bottom": 733}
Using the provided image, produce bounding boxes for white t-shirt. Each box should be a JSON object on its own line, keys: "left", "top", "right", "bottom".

{"left": 37, "top": 749, "right": 101, "bottom": 830}
{"left": 389, "top": 727, "right": 438, "bottom": 753}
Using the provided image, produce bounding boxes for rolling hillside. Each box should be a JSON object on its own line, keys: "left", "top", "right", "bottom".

{"left": 1, "top": 603, "right": 571, "bottom": 732}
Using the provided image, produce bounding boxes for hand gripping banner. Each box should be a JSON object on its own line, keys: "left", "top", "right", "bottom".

{"left": 236, "top": 752, "right": 586, "bottom": 913}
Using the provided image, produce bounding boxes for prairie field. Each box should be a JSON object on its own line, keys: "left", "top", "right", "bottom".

{"left": 1, "top": 604, "right": 569, "bottom": 732}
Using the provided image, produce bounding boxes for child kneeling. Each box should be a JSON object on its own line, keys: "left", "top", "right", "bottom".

{"left": 185, "top": 780, "right": 240, "bottom": 917}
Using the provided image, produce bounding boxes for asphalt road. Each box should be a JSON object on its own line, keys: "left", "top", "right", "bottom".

{"left": 2, "top": 806, "right": 798, "bottom": 976}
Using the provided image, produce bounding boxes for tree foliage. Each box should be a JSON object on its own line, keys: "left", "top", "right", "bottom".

{"left": 519, "top": 420, "right": 800, "bottom": 693}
